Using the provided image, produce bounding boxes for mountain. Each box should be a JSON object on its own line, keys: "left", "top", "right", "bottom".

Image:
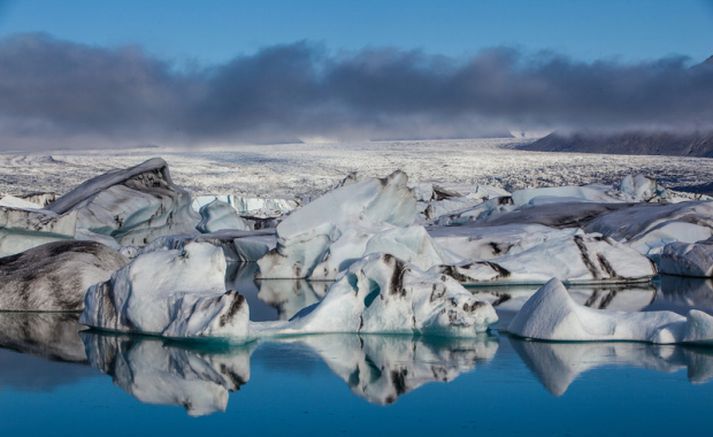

{"left": 519, "top": 130, "right": 713, "bottom": 157}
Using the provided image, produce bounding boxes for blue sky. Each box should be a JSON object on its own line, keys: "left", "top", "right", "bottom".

{"left": 1, "top": 0, "right": 712, "bottom": 64}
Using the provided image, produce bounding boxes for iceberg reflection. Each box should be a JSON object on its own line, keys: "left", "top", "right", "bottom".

{"left": 81, "top": 334, "right": 253, "bottom": 417}
{"left": 510, "top": 337, "right": 713, "bottom": 396}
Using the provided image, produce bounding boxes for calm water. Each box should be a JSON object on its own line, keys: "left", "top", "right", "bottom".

{"left": 2, "top": 274, "right": 713, "bottom": 436}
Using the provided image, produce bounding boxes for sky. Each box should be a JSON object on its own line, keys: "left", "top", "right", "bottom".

{"left": 0, "top": 0, "right": 712, "bottom": 149}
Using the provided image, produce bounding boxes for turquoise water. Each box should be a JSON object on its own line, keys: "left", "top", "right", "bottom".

{"left": 2, "top": 276, "right": 713, "bottom": 435}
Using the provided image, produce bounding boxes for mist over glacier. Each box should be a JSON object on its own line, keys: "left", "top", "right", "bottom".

{"left": 1, "top": 33, "right": 712, "bottom": 150}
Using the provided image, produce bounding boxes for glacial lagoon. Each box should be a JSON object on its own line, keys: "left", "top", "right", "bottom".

{"left": 2, "top": 275, "right": 713, "bottom": 435}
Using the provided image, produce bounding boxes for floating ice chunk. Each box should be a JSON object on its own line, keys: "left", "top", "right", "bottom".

{"left": 0, "top": 241, "right": 127, "bottom": 311}
{"left": 197, "top": 199, "right": 251, "bottom": 233}
{"left": 267, "top": 254, "right": 498, "bottom": 337}
{"left": 257, "top": 170, "right": 418, "bottom": 278}
{"left": 82, "top": 251, "right": 497, "bottom": 340}
{"left": 310, "top": 225, "right": 460, "bottom": 280}
{"left": 46, "top": 158, "right": 199, "bottom": 246}
{"left": 507, "top": 278, "right": 713, "bottom": 344}
{"left": 657, "top": 238, "right": 713, "bottom": 277}
{"left": 433, "top": 231, "right": 655, "bottom": 284}
{"left": 81, "top": 242, "right": 251, "bottom": 340}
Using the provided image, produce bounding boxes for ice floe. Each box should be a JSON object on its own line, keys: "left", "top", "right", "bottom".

{"left": 0, "top": 240, "right": 127, "bottom": 311}
{"left": 507, "top": 278, "right": 713, "bottom": 344}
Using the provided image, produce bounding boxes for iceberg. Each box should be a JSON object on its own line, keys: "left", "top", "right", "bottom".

{"left": 262, "top": 254, "right": 498, "bottom": 337}
{"left": 432, "top": 230, "right": 655, "bottom": 284}
{"left": 257, "top": 170, "right": 418, "bottom": 279}
{"left": 507, "top": 278, "right": 713, "bottom": 344}
{"left": 142, "top": 229, "right": 276, "bottom": 263}
{"left": 197, "top": 199, "right": 250, "bottom": 233}
{"left": 657, "top": 238, "right": 713, "bottom": 277}
{"left": 81, "top": 251, "right": 498, "bottom": 340}
{"left": 585, "top": 201, "right": 713, "bottom": 255}
{"left": 81, "top": 242, "right": 251, "bottom": 340}
{"left": 46, "top": 158, "right": 199, "bottom": 247}
{"left": 0, "top": 205, "right": 77, "bottom": 256}
{"left": 0, "top": 240, "right": 127, "bottom": 311}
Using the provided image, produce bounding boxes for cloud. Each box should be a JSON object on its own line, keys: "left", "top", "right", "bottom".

{"left": 0, "top": 33, "right": 712, "bottom": 149}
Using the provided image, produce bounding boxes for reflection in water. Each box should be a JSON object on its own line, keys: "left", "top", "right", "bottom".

{"left": 510, "top": 337, "right": 713, "bottom": 396}
{"left": 0, "top": 312, "right": 86, "bottom": 362}
{"left": 282, "top": 334, "right": 498, "bottom": 405}
{"left": 82, "top": 334, "right": 254, "bottom": 417}
{"left": 226, "top": 262, "right": 329, "bottom": 321}
{"left": 256, "top": 279, "right": 328, "bottom": 320}
{"left": 648, "top": 275, "right": 713, "bottom": 315}
{"left": 79, "top": 332, "right": 497, "bottom": 413}
{"left": 473, "top": 282, "right": 657, "bottom": 326}
{"left": 1, "top": 275, "right": 713, "bottom": 417}
{"left": 0, "top": 312, "right": 95, "bottom": 391}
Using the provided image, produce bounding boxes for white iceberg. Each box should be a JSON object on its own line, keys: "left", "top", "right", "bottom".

{"left": 507, "top": 278, "right": 713, "bottom": 344}
{"left": 263, "top": 254, "right": 498, "bottom": 337}
{"left": 81, "top": 251, "right": 498, "bottom": 340}
{"left": 0, "top": 205, "right": 77, "bottom": 256}
{"left": 257, "top": 170, "right": 418, "bottom": 279}
{"left": 585, "top": 201, "right": 713, "bottom": 255}
{"left": 81, "top": 242, "right": 251, "bottom": 340}
{"left": 433, "top": 230, "right": 655, "bottom": 284}
{"left": 46, "top": 158, "right": 199, "bottom": 247}
{"left": 657, "top": 238, "right": 713, "bottom": 277}
{"left": 197, "top": 199, "right": 250, "bottom": 233}
{"left": 0, "top": 240, "right": 127, "bottom": 311}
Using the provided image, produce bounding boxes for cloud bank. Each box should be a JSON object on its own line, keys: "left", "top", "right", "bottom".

{"left": 0, "top": 33, "right": 712, "bottom": 149}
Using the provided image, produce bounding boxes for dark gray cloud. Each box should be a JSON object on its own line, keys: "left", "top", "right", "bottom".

{"left": 0, "top": 33, "right": 712, "bottom": 150}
